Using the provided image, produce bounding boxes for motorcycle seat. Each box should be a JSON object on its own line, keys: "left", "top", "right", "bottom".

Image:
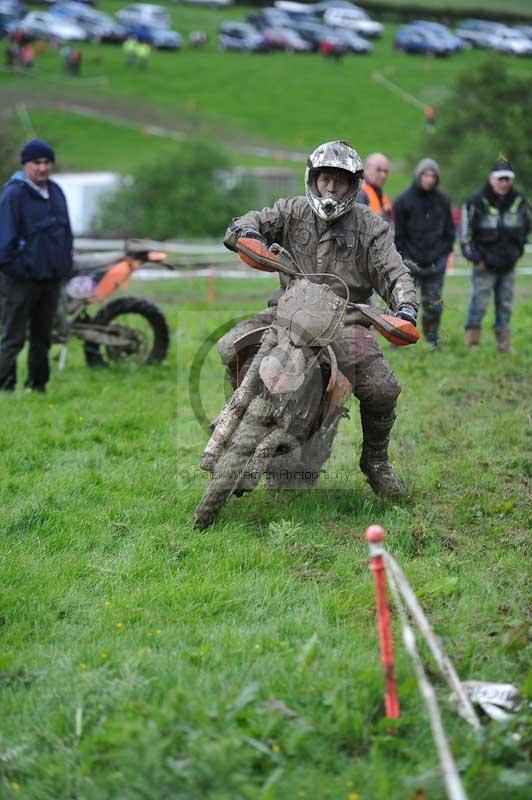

{"left": 72, "top": 252, "right": 124, "bottom": 274}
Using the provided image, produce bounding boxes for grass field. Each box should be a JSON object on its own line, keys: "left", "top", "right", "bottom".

{"left": 1, "top": 2, "right": 531, "bottom": 796}
{"left": 1, "top": 268, "right": 531, "bottom": 799}
{"left": 2, "top": 3, "right": 531, "bottom": 195}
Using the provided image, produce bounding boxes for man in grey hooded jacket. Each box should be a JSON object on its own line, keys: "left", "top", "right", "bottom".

{"left": 393, "top": 158, "right": 455, "bottom": 350}
{"left": 220, "top": 140, "right": 418, "bottom": 499}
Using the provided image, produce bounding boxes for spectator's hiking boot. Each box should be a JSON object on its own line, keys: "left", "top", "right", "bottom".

{"left": 359, "top": 410, "right": 405, "bottom": 498}
{"left": 465, "top": 328, "right": 481, "bottom": 349}
{"left": 495, "top": 330, "right": 512, "bottom": 354}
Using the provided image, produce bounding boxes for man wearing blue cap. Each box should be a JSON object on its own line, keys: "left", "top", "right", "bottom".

{"left": 0, "top": 139, "right": 73, "bottom": 392}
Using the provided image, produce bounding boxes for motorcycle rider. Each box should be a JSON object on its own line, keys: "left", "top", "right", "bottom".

{"left": 219, "top": 140, "right": 418, "bottom": 498}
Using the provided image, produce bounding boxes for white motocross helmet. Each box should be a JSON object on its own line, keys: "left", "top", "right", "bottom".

{"left": 305, "top": 140, "right": 364, "bottom": 222}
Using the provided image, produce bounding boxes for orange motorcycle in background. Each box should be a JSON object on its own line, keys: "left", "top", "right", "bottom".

{"left": 54, "top": 239, "right": 175, "bottom": 369}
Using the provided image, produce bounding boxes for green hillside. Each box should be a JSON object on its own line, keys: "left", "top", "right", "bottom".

{"left": 2, "top": 3, "right": 530, "bottom": 193}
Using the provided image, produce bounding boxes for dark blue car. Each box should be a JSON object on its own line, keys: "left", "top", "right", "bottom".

{"left": 394, "top": 24, "right": 453, "bottom": 56}
{"left": 410, "top": 20, "right": 464, "bottom": 52}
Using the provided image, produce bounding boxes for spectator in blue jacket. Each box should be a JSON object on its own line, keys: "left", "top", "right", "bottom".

{"left": 0, "top": 139, "right": 73, "bottom": 392}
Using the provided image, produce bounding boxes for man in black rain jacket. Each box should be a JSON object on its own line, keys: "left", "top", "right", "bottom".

{"left": 393, "top": 158, "right": 455, "bottom": 350}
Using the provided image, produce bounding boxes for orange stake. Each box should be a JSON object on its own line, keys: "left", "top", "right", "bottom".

{"left": 365, "top": 525, "right": 399, "bottom": 719}
{"left": 207, "top": 265, "right": 216, "bottom": 303}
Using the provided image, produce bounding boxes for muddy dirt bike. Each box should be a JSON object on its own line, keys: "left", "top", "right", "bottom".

{"left": 193, "top": 237, "right": 419, "bottom": 530}
{"left": 53, "top": 239, "right": 175, "bottom": 369}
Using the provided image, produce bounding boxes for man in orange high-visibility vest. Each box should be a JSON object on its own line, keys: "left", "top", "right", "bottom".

{"left": 358, "top": 152, "right": 393, "bottom": 225}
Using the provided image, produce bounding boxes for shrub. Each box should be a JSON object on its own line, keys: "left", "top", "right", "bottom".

{"left": 411, "top": 59, "right": 532, "bottom": 202}
{"left": 94, "top": 139, "right": 258, "bottom": 240}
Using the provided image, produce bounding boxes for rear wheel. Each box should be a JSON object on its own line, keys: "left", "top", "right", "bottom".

{"left": 83, "top": 297, "right": 169, "bottom": 367}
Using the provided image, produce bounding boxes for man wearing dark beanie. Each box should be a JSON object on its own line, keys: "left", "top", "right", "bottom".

{"left": 0, "top": 139, "right": 73, "bottom": 392}
{"left": 461, "top": 158, "right": 531, "bottom": 353}
{"left": 393, "top": 158, "right": 455, "bottom": 351}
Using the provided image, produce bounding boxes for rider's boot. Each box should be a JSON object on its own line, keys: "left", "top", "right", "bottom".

{"left": 359, "top": 409, "right": 405, "bottom": 498}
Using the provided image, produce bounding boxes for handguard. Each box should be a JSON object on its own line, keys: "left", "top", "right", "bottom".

{"left": 353, "top": 305, "right": 420, "bottom": 346}
{"left": 236, "top": 237, "right": 279, "bottom": 273}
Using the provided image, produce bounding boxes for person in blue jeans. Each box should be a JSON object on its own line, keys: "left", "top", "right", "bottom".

{"left": 393, "top": 158, "right": 455, "bottom": 350}
{"left": 461, "top": 159, "right": 531, "bottom": 353}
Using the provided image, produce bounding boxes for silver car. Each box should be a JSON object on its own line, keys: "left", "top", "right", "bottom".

{"left": 11, "top": 11, "right": 87, "bottom": 41}
{"left": 116, "top": 4, "right": 170, "bottom": 30}
{"left": 490, "top": 28, "right": 532, "bottom": 55}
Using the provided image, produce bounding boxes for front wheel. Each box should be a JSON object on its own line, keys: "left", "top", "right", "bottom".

{"left": 83, "top": 297, "right": 170, "bottom": 367}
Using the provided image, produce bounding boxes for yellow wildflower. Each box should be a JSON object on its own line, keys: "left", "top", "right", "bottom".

{"left": 116, "top": 622, "right": 124, "bottom": 629}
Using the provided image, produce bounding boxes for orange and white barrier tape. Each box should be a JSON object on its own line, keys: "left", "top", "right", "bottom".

{"left": 365, "top": 526, "right": 480, "bottom": 800}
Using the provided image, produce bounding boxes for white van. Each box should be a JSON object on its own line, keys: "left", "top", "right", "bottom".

{"left": 116, "top": 4, "right": 170, "bottom": 30}
{"left": 323, "top": 6, "right": 383, "bottom": 38}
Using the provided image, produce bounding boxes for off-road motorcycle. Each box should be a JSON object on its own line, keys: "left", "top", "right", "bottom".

{"left": 193, "top": 237, "right": 419, "bottom": 530}
{"left": 54, "top": 239, "right": 175, "bottom": 369}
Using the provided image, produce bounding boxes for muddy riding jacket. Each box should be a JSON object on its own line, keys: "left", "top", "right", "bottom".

{"left": 460, "top": 184, "right": 531, "bottom": 273}
{"left": 0, "top": 171, "right": 73, "bottom": 282}
{"left": 357, "top": 181, "right": 393, "bottom": 223}
{"left": 225, "top": 196, "right": 417, "bottom": 326}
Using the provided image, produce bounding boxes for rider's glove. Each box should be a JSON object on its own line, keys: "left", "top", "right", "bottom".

{"left": 240, "top": 228, "right": 266, "bottom": 244}
{"left": 396, "top": 304, "right": 417, "bottom": 327}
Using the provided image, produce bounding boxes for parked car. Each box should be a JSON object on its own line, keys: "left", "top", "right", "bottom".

{"left": 262, "top": 26, "right": 311, "bottom": 52}
{"left": 280, "top": 16, "right": 330, "bottom": 51}
{"left": 0, "top": 0, "right": 22, "bottom": 14}
{"left": 50, "top": 3, "right": 127, "bottom": 42}
{"left": 296, "top": 20, "right": 347, "bottom": 53}
{"left": 218, "top": 21, "right": 268, "bottom": 52}
{"left": 116, "top": 4, "right": 170, "bottom": 30}
{"left": 332, "top": 27, "right": 371, "bottom": 53}
{"left": 247, "top": 8, "right": 295, "bottom": 31}
{"left": 310, "top": 0, "right": 361, "bottom": 13}
{"left": 410, "top": 20, "right": 464, "bottom": 52}
{"left": 514, "top": 25, "right": 532, "bottom": 40}
{"left": 489, "top": 27, "right": 532, "bottom": 55}
{"left": 394, "top": 25, "right": 453, "bottom": 56}
{"left": 455, "top": 19, "right": 509, "bottom": 49}
{"left": 323, "top": 6, "right": 383, "bottom": 38}
{"left": 123, "top": 23, "right": 181, "bottom": 48}
{"left": 9, "top": 10, "right": 87, "bottom": 41}
{"left": 181, "top": 0, "right": 233, "bottom": 5}
{"left": 1, "top": 3, "right": 22, "bottom": 35}
{"left": 273, "top": 1, "right": 312, "bottom": 13}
